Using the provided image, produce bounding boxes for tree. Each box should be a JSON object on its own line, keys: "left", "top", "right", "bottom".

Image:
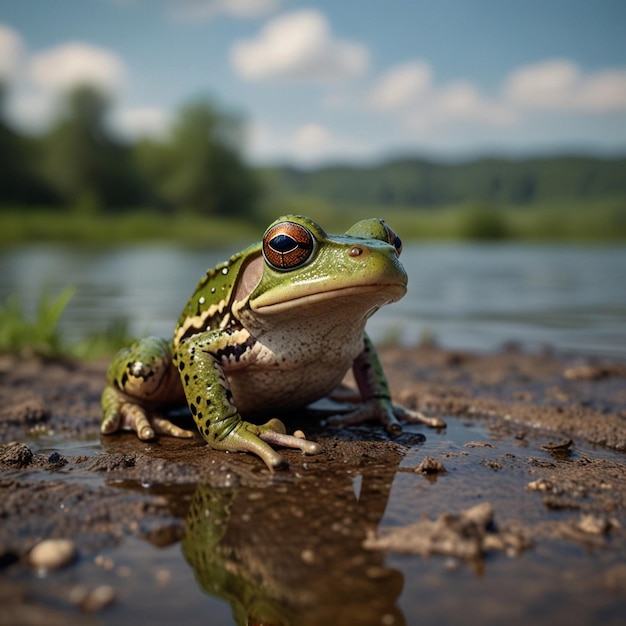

{"left": 135, "top": 98, "right": 259, "bottom": 217}
{"left": 0, "top": 83, "right": 53, "bottom": 206}
{"left": 40, "top": 85, "right": 144, "bottom": 212}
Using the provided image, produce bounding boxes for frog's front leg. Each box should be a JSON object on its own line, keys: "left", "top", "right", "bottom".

{"left": 101, "top": 337, "right": 194, "bottom": 440}
{"left": 175, "top": 330, "right": 321, "bottom": 470}
{"left": 327, "top": 334, "right": 446, "bottom": 433}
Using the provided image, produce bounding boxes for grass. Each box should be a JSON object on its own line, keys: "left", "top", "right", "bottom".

{"left": 0, "top": 287, "right": 131, "bottom": 359}
{"left": 0, "top": 209, "right": 260, "bottom": 247}
{"left": 328, "top": 197, "right": 626, "bottom": 242}
{"left": 1, "top": 198, "right": 625, "bottom": 247}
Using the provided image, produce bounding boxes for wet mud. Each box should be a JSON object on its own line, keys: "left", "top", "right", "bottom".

{"left": 1, "top": 345, "right": 625, "bottom": 625}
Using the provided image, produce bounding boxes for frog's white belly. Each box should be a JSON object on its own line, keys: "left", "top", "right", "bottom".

{"left": 228, "top": 362, "right": 350, "bottom": 415}
{"left": 224, "top": 326, "right": 365, "bottom": 415}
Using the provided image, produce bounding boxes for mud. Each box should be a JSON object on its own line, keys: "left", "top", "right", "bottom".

{"left": 1, "top": 345, "right": 625, "bottom": 625}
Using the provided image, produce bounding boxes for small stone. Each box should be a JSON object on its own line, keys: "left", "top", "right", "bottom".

{"left": 30, "top": 539, "right": 77, "bottom": 572}
{"left": 415, "top": 456, "right": 446, "bottom": 474}
{"left": 94, "top": 555, "right": 115, "bottom": 570}
{"left": 47, "top": 452, "right": 67, "bottom": 466}
{"left": 577, "top": 514, "right": 610, "bottom": 536}
{"left": 300, "top": 549, "right": 315, "bottom": 564}
{"left": 70, "top": 584, "right": 116, "bottom": 612}
{"left": 155, "top": 568, "right": 172, "bottom": 587}
{"left": 540, "top": 438, "right": 573, "bottom": 452}
{"left": 526, "top": 478, "right": 554, "bottom": 492}
{"left": 87, "top": 585, "right": 116, "bottom": 612}
{"left": 563, "top": 365, "right": 607, "bottom": 380}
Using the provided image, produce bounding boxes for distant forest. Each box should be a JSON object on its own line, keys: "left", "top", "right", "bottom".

{"left": 265, "top": 155, "right": 626, "bottom": 209}
{"left": 0, "top": 84, "right": 258, "bottom": 217}
{"left": 1, "top": 83, "right": 625, "bottom": 217}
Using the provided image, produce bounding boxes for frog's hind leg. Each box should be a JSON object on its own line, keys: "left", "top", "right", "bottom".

{"left": 101, "top": 336, "right": 194, "bottom": 440}
{"left": 326, "top": 333, "right": 446, "bottom": 434}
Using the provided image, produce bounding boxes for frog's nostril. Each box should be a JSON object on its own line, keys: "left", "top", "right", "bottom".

{"left": 349, "top": 246, "right": 364, "bottom": 257}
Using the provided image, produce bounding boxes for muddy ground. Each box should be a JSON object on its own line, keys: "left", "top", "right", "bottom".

{"left": 1, "top": 344, "right": 625, "bottom": 625}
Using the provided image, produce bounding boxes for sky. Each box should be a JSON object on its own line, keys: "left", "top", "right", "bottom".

{"left": 1, "top": 0, "right": 625, "bottom": 165}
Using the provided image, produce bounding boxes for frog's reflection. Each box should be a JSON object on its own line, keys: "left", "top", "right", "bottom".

{"left": 182, "top": 466, "right": 405, "bottom": 626}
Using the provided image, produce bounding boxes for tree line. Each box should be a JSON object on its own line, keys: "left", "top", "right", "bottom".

{"left": 265, "top": 154, "right": 626, "bottom": 209}
{"left": 2, "top": 81, "right": 624, "bottom": 218}
{"left": 0, "top": 84, "right": 259, "bottom": 216}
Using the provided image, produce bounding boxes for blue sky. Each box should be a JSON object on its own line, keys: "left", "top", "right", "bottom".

{"left": 1, "top": 0, "right": 625, "bottom": 164}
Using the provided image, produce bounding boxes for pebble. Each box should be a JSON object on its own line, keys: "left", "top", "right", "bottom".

{"left": 70, "top": 584, "right": 117, "bottom": 612}
{"left": 577, "top": 514, "right": 610, "bottom": 535}
{"left": 29, "top": 539, "right": 77, "bottom": 572}
{"left": 414, "top": 456, "right": 446, "bottom": 474}
{"left": 300, "top": 548, "right": 315, "bottom": 564}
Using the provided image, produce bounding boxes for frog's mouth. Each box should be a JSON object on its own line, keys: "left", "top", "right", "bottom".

{"left": 252, "top": 282, "right": 406, "bottom": 315}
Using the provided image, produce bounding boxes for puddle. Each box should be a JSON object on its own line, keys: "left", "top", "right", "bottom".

{"left": 27, "top": 434, "right": 102, "bottom": 458}
{"left": 5, "top": 416, "right": 624, "bottom": 626}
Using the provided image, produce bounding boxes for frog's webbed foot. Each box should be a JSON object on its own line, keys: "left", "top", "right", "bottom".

{"left": 215, "top": 418, "right": 322, "bottom": 471}
{"left": 101, "top": 387, "right": 195, "bottom": 441}
{"left": 325, "top": 398, "right": 446, "bottom": 436}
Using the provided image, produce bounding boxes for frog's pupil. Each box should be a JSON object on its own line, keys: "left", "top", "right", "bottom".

{"left": 270, "top": 234, "right": 297, "bottom": 253}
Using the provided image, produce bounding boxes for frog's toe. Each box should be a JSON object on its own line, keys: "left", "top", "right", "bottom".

{"left": 215, "top": 419, "right": 322, "bottom": 470}
{"left": 326, "top": 400, "right": 446, "bottom": 434}
{"left": 259, "top": 430, "right": 322, "bottom": 455}
{"left": 392, "top": 406, "right": 446, "bottom": 428}
{"left": 119, "top": 403, "right": 156, "bottom": 440}
{"left": 326, "top": 401, "right": 402, "bottom": 436}
{"left": 101, "top": 413, "right": 121, "bottom": 435}
{"left": 257, "top": 418, "right": 322, "bottom": 455}
{"left": 218, "top": 423, "right": 288, "bottom": 470}
{"left": 151, "top": 416, "right": 196, "bottom": 439}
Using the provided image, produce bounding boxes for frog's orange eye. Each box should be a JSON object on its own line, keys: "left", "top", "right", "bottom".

{"left": 263, "top": 222, "right": 315, "bottom": 270}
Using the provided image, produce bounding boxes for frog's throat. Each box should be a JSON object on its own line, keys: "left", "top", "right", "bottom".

{"left": 251, "top": 283, "right": 406, "bottom": 315}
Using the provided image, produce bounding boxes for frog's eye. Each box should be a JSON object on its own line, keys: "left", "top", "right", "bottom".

{"left": 263, "top": 222, "right": 315, "bottom": 270}
{"left": 383, "top": 222, "right": 403, "bottom": 256}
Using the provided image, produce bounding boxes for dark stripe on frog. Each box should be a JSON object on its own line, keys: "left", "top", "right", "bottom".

{"left": 209, "top": 334, "right": 257, "bottom": 364}
{"left": 177, "top": 313, "right": 242, "bottom": 344}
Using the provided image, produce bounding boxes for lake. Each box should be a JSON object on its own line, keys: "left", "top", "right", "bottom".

{"left": 1, "top": 242, "right": 625, "bottom": 357}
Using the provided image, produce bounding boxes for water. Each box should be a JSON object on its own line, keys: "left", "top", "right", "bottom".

{"left": 1, "top": 242, "right": 625, "bottom": 357}
{"left": 15, "top": 418, "right": 626, "bottom": 626}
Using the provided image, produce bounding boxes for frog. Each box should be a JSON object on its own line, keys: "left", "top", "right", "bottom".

{"left": 100, "top": 215, "right": 444, "bottom": 470}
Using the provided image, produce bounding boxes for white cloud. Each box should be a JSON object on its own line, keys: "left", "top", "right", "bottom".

{"left": 579, "top": 70, "right": 626, "bottom": 112}
{"left": 168, "top": 0, "right": 282, "bottom": 21}
{"left": 504, "top": 59, "right": 626, "bottom": 113}
{"left": 504, "top": 59, "right": 578, "bottom": 109}
{"left": 0, "top": 23, "right": 23, "bottom": 81}
{"left": 249, "top": 120, "right": 364, "bottom": 164}
{"left": 292, "top": 123, "right": 335, "bottom": 153}
{"left": 113, "top": 107, "right": 171, "bottom": 139}
{"left": 231, "top": 9, "right": 368, "bottom": 83}
{"left": 29, "top": 42, "right": 125, "bottom": 93}
{"left": 367, "top": 61, "right": 432, "bottom": 111}
{"left": 365, "top": 57, "right": 626, "bottom": 143}
{"left": 3, "top": 31, "right": 136, "bottom": 133}
{"left": 429, "top": 81, "right": 513, "bottom": 126}
{"left": 367, "top": 60, "right": 514, "bottom": 133}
